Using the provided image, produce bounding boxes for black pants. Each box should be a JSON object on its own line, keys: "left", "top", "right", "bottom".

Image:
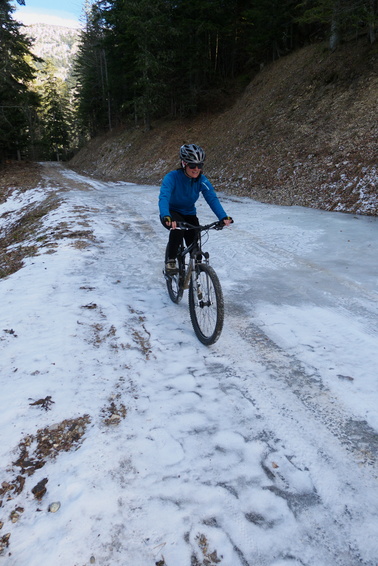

{"left": 161, "top": 211, "right": 199, "bottom": 260}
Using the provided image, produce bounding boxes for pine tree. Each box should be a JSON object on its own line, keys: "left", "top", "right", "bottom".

{"left": 74, "top": 2, "right": 112, "bottom": 137}
{"left": 35, "top": 62, "right": 71, "bottom": 160}
{"left": 0, "top": 0, "right": 39, "bottom": 161}
{"left": 297, "top": 0, "right": 377, "bottom": 49}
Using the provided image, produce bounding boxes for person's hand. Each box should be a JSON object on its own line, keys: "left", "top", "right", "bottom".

{"left": 221, "top": 216, "right": 233, "bottom": 226}
{"left": 163, "top": 216, "right": 177, "bottom": 229}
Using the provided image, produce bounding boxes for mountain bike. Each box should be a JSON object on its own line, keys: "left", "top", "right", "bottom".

{"left": 164, "top": 220, "right": 226, "bottom": 345}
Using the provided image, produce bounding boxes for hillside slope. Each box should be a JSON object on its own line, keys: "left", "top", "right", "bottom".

{"left": 25, "top": 23, "right": 79, "bottom": 80}
{"left": 70, "top": 40, "right": 378, "bottom": 215}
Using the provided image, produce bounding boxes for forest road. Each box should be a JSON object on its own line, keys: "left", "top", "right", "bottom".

{"left": 39, "top": 162, "right": 378, "bottom": 566}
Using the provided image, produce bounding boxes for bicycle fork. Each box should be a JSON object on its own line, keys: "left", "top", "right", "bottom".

{"left": 183, "top": 262, "right": 193, "bottom": 290}
{"left": 189, "top": 265, "right": 212, "bottom": 308}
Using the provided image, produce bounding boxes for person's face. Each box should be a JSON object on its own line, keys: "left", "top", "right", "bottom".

{"left": 185, "top": 163, "right": 203, "bottom": 178}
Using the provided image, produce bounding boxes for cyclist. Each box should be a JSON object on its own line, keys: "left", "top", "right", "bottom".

{"left": 159, "top": 143, "right": 233, "bottom": 274}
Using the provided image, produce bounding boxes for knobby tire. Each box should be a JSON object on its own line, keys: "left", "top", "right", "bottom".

{"left": 189, "top": 264, "right": 224, "bottom": 345}
{"left": 165, "top": 244, "right": 184, "bottom": 304}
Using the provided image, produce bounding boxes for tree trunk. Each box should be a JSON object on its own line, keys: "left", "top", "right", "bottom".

{"left": 329, "top": 2, "right": 341, "bottom": 51}
{"left": 369, "top": 0, "right": 376, "bottom": 44}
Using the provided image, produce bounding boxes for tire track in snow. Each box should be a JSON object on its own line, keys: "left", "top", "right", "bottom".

{"left": 225, "top": 314, "right": 378, "bottom": 469}
{"left": 207, "top": 331, "right": 378, "bottom": 565}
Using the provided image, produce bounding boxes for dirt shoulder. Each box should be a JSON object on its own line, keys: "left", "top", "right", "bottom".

{"left": 0, "top": 162, "right": 45, "bottom": 202}
{"left": 0, "top": 162, "right": 97, "bottom": 279}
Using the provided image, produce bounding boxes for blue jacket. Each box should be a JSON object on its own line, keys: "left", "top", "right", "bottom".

{"left": 159, "top": 169, "right": 227, "bottom": 220}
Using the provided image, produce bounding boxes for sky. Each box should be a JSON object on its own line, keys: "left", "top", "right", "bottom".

{"left": 1, "top": 164, "right": 377, "bottom": 566}
{"left": 13, "top": 0, "right": 84, "bottom": 28}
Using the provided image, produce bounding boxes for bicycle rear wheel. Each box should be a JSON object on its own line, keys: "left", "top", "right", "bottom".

{"left": 165, "top": 244, "right": 184, "bottom": 304}
{"left": 189, "top": 264, "right": 224, "bottom": 345}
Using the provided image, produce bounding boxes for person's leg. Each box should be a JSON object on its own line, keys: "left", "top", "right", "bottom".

{"left": 160, "top": 212, "right": 200, "bottom": 260}
{"left": 161, "top": 211, "right": 186, "bottom": 260}
{"left": 182, "top": 214, "right": 199, "bottom": 249}
{"left": 167, "top": 230, "right": 183, "bottom": 260}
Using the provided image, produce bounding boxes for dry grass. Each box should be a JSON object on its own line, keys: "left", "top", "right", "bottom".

{"left": 0, "top": 415, "right": 91, "bottom": 503}
{"left": 0, "top": 162, "right": 99, "bottom": 278}
{"left": 0, "top": 161, "right": 44, "bottom": 202}
{"left": 0, "top": 196, "right": 60, "bottom": 278}
{"left": 100, "top": 394, "right": 127, "bottom": 426}
{"left": 0, "top": 162, "right": 59, "bottom": 277}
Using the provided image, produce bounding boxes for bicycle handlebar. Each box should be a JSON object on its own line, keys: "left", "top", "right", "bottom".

{"left": 176, "top": 220, "right": 229, "bottom": 231}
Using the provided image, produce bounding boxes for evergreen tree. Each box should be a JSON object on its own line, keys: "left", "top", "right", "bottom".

{"left": 35, "top": 62, "right": 71, "bottom": 160}
{"left": 99, "top": 0, "right": 174, "bottom": 129}
{"left": 74, "top": 2, "right": 112, "bottom": 137}
{"left": 240, "top": 0, "right": 304, "bottom": 63}
{"left": 297, "top": 0, "right": 377, "bottom": 49}
{"left": 0, "top": 0, "right": 39, "bottom": 161}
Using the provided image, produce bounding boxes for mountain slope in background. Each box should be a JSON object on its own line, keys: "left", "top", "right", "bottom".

{"left": 25, "top": 23, "right": 79, "bottom": 80}
{"left": 70, "top": 39, "right": 378, "bottom": 215}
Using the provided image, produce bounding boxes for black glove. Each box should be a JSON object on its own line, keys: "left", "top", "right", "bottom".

{"left": 162, "top": 216, "right": 172, "bottom": 226}
{"left": 220, "top": 216, "right": 233, "bottom": 225}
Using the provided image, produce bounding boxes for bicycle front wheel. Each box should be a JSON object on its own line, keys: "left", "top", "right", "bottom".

{"left": 189, "top": 264, "right": 224, "bottom": 345}
{"left": 165, "top": 244, "right": 184, "bottom": 304}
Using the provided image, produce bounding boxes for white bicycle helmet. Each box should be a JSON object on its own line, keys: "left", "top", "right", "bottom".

{"left": 179, "top": 144, "right": 206, "bottom": 164}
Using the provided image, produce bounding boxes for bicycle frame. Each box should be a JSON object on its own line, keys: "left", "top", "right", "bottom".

{"left": 175, "top": 221, "right": 220, "bottom": 288}
{"left": 164, "top": 220, "right": 226, "bottom": 345}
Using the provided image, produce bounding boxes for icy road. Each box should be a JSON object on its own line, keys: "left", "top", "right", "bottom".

{"left": 1, "top": 163, "right": 377, "bottom": 566}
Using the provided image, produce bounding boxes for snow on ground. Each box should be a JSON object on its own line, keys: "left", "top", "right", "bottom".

{"left": 1, "top": 163, "right": 378, "bottom": 566}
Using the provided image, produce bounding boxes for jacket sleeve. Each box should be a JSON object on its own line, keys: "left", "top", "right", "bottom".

{"left": 200, "top": 178, "right": 227, "bottom": 220}
{"left": 159, "top": 172, "right": 174, "bottom": 218}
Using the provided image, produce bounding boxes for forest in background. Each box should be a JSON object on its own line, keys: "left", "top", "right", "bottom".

{"left": 0, "top": 0, "right": 377, "bottom": 163}
{"left": 75, "top": 0, "right": 378, "bottom": 135}
{"left": 0, "top": 0, "right": 79, "bottom": 162}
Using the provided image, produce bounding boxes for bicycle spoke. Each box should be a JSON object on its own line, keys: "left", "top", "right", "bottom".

{"left": 189, "top": 264, "right": 224, "bottom": 345}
